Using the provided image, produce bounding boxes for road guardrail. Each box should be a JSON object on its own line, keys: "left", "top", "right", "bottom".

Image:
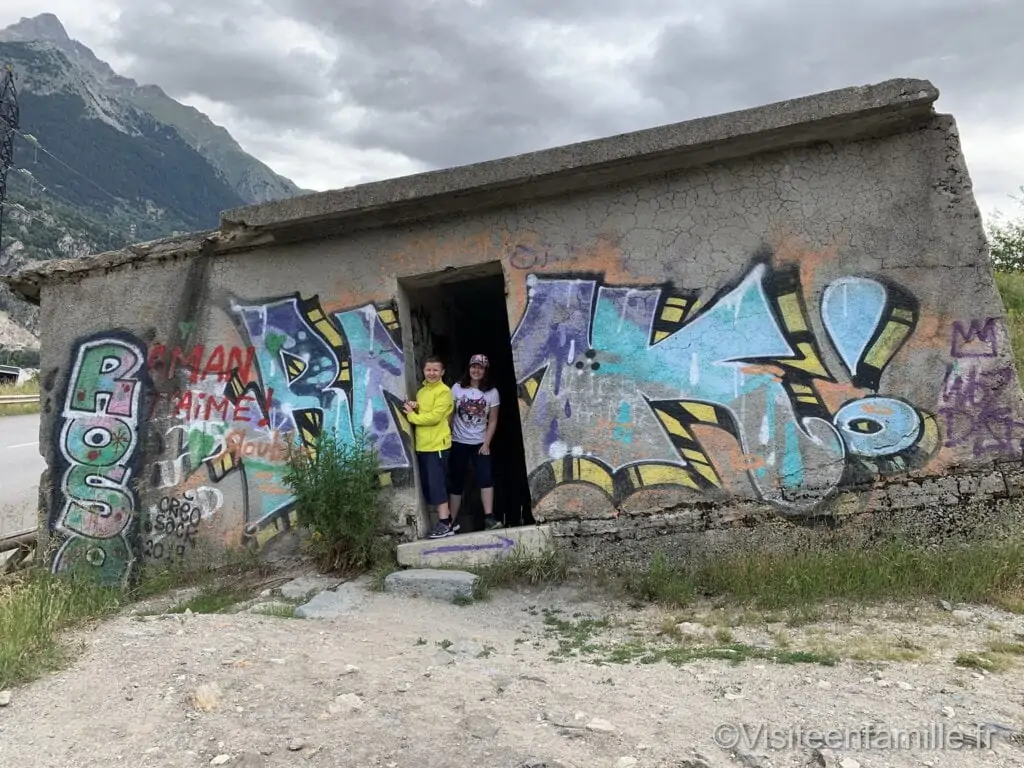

{"left": 0, "top": 394, "right": 39, "bottom": 404}
{"left": 0, "top": 528, "right": 38, "bottom": 574}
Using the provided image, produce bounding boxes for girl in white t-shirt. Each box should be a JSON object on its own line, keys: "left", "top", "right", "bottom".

{"left": 448, "top": 353, "right": 502, "bottom": 530}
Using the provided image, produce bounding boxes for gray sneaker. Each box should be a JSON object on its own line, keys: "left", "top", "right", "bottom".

{"left": 428, "top": 519, "right": 455, "bottom": 538}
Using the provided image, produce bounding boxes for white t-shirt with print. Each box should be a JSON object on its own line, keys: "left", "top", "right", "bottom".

{"left": 451, "top": 383, "right": 500, "bottom": 445}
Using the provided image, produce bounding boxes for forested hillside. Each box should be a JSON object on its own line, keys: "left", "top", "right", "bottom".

{"left": 0, "top": 16, "right": 304, "bottom": 346}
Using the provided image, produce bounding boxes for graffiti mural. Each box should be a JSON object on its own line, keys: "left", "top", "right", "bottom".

{"left": 52, "top": 334, "right": 147, "bottom": 585}
{"left": 939, "top": 317, "right": 1024, "bottom": 457}
{"left": 511, "top": 256, "right": 939, "bottom": 516}
{"left": 149, "top": 294, "right": 414, "bottom": 551}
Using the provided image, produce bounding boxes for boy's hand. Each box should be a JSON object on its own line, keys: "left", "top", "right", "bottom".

{"left": 403, "top": 400, "right": 418, "bottom": 413}
{"left": 479, "top": 443, "right": 491, "bottom": 455}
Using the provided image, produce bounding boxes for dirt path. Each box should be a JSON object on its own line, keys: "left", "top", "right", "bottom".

{"left": 0, "top": 576, "right": 1022, "bottom": 768}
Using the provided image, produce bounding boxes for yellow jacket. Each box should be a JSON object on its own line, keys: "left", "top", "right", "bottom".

{"left": 407, "top": 380, "right": 454, "bottom": 452}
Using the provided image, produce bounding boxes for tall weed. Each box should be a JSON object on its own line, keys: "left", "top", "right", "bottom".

{"left": 283, "top": 429, "right": 392, "bottom": 573}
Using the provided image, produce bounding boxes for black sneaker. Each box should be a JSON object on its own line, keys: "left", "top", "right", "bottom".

{"left": 482, "top": 515, "right": 503, "bottom": 530}
{"left": 428, "top": 519, "right": 455, "bottom": 539}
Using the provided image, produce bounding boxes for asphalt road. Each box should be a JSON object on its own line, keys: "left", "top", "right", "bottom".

{"left": 0, "top": 413, "right": 46, "bottom": 538}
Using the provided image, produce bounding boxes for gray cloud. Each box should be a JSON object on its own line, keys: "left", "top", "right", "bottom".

{"left": 108, "top": 2, "right": 334, "bottom": 126}
{"left": 642, "top": 0, "right": 1024, "bottom": 122}
{"left": 88, "top": 0, "right": 1024, "bottom": 203}
{"left": 269, "top": 0, "right": 659, "bottom": 167}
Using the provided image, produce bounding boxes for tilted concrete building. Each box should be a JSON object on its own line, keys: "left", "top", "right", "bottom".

{"left": 6, "top": 78, "right": 1024, "bottom": 584}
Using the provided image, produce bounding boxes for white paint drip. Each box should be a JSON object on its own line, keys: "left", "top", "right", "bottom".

{"left": 362, "top": 369, "right": 374, "bottom": 429}
{"left": 548, "top": 441, "right": 569, "bottom": 460}
{"left": 567, "top": 338, "right": 576, "bottom": 365}
{"left": 759, "top": 412, "right": 771, "bottom": 445}
{"left": 689, "top": 352, "right": 700, "bottom": 386}
{"left": 195, "top": 486, "right": 225, "bottom": 519}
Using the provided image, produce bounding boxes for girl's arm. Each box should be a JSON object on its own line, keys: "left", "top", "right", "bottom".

{"left": 481, "top": 404, "right": 499, "bottom": 454}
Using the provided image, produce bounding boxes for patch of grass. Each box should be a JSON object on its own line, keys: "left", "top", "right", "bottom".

{"left": 250, "top": 602, "right": 299, "bottom": 619}
{"left": 996, "top": 271, "right": 1024, "bottom": 384}
{"left": 368, "top": 555, "right": 400, "bottom": 592}
{"left": 0, "top": 568, "right": 125, "bottom": 688}
{"left": 657, "top": 617, "right": 684, "bottom": 640}
{"left": 713, "top": 627, "right": 734, "bottom": 644}
{"left": 601, "top": 640, "right": 838, "bottom": 667}
{"left": 129, "top": 545, "right": 268, "bottom": 602}
{"left": 452, "top": 594, "right": 473, "bottom": 606}
{"left": 0, "top": 377, "right": 40, "bottom": 417}
{"left": 847, "top": 637, "right": 926, "bottom": 662}
{"left": 618, "top": 539, "right": 1024, "bottom": 612}
{"left": 771, "top": 630, "right": 791, "bottom": 649}
{"left": 543, "top": 607, "right": 612, "bottom": 658}
{"left": 618, "top": 551, "right": 695, "bottom": 607}
{"left": 954, "top": 651, "right": 1010, "bottom": 673}
{"left": 988, "top": 641, "right": 1024, "bottom": 656}
{"left": 166, "top": 584, "right": 249, "bottom": 614}
{"left": 0, "top": 542, "right": 286, "bottom": 687}
{"left": 470, "top": 544, "right": 571, "bottom": 599}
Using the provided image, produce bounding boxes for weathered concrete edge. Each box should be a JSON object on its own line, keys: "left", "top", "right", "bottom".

{"left": 2, "top": 229, "right": 219, "bottom": 304}
{"left": 2, "top": 77, "right": 939, "bottom": 305}
{"left": 220, "top": 78, "right": 938, "bottom": 232}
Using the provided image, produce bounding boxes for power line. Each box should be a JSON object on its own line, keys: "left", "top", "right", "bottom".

{"left": 5, "top": 168, "right": 133, "bottom": 246}
{"left": 12, "top": 126, "right": 122, "bottom": 205}
{"left": 11, "top": 165, "right": 97, "bottom": 213}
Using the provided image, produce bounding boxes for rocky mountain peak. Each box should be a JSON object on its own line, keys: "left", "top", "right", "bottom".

{"left": 0, "top": 13, "right": 70, "bottom": 44}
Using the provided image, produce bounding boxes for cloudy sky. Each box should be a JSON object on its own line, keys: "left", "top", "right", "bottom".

{"left": 2, "top": 0, "right": 1022, "bottom": 222}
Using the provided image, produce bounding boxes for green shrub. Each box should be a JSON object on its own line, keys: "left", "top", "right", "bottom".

{"left": 283, "top": 429, "right": 393, "bottom": 573}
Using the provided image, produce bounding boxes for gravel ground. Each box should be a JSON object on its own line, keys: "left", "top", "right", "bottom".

{"left": 0, "top": 575, "right": 1023, "bottom": 768}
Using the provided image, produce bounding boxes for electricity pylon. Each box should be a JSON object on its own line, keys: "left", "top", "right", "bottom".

{"left": 0, "top": 66, "right": 20, "bottom": 254}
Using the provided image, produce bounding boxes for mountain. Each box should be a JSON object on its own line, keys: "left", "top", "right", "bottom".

{"left": 0, "top": 14, "right": 304, "bottom": 203}
{"left": 0, "top": 14, "right": 307, "bottom": 346}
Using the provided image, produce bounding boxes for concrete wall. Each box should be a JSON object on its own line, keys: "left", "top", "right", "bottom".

{"left": 15, "top": 80, "right": 1024, "bottom": 583}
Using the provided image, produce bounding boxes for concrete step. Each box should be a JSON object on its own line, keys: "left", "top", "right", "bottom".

{"left": 396, "top": 524, "right": 553, "bottom": 568}
{"left": 384, "top": 568, "right": 478, "bottom": 602}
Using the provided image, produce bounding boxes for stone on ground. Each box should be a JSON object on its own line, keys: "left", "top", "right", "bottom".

{"left": 278, "top": 575, "right": 341, "bottom": 600}
{"left": 384, "top": 569, "right": 477, "bottom": 602}
{"left": 294, "top": 580, "right": 368, "bottom": 619}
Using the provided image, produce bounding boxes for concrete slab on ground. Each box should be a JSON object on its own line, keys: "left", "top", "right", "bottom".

{"left": 396, "top": 524, "right": 553, "bottom": 568}
{"left": 293, "top": 578, "right": 370, "bottom": 619}
{"left": 384, "top": 569, "right": 477, "bottom": 602}
{"left": 278, "top": 575, "right": 343, "bottom": 600}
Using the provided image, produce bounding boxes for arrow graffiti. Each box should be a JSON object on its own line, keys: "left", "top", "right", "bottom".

{"left": 421, "top": 536, "right": 517, "bottom": 557}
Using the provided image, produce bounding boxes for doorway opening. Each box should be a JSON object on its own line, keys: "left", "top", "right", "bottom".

{"left": 398, "top": 261, "right": 534, "bottom": 533}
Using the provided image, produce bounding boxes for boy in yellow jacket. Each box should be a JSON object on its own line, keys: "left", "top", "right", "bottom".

{"left": 403, "top": 356, "right": 456, "bottom": 538}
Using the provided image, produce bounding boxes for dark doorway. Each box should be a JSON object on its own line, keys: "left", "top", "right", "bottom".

{"left": 399, "top": 262, "right": 534, "bottom": 532}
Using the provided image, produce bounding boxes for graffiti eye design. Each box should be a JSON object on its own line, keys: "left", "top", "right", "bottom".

{"left": 848, "top": 418, "right": 883, "bottom": 435}
{"left": 833, "top": 397, "right": 922, "bottom": 457}
{"left": 83, "top": 427, "right": 112, "bottom": 448}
